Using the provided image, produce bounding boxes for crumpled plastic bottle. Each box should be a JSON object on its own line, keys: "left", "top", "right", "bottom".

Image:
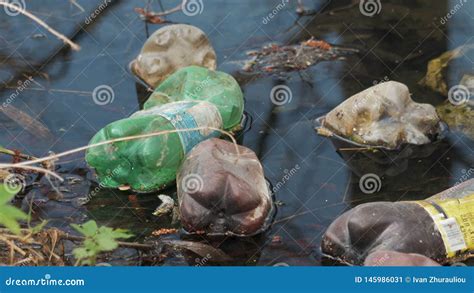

{"left": 85, "top": 101, "right": 223, "bottom": 192}
{"left": 176, "top": 138, "right": 274, "bottom": 237}
{"left": 144, "top": 66, "right": 244, "bottom": 131}
{"left": 318, "top": 81, "right": 443, "bottom": 149}
{"left": 131, "top": 24, "right": 217, "bottom": 88}
{"left": 322, "top": 178, "right": 474, "bottom": 265}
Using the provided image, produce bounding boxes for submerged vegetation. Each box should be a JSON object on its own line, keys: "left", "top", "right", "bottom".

{"left": 71, "top": 220, "right": 133, "bottom": 266}
{"left": 0, "top": 0, "right": 473, "bottom": 267}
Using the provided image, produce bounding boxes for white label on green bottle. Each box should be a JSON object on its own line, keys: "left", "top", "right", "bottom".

{"left": 156, "top": 101, "right": 223, "bottom": 153}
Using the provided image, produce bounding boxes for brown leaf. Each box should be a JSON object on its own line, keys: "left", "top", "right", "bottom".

{"left": 162, "top": 240, "right": 232, "bottom": 262}
{"left": 134, "top": 8, "right": 166, "bottom": 24}
{"left": 0, "top": 105, "right": 54, "bottom": 141}
{"left": 151, "top": 228, "right": 179, "bottom": 236}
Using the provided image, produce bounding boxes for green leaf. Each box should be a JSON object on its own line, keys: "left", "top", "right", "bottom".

{"left": 71, "top": 220, "right": 133, "bottom": 266}
{"left": 0, "top": 182, "right": 21, "bottom": 204}
{"left": 0, "top": 183, "right": 27, "bottom": 235}
{"left": 96, "top": 234, "right": 119, "bottom": 251}
{"left": 99, "top": 226, "right": 133, "bottom": 239}
{"left": 0, "top": 205, "right": 28, "bottom": 235}
{"left": 81, "top": 220, "right": 99, "bottom": 235}
{"left": 29, "top": 220, "right": 48, "bottom": 234}
{"left": 72, "top": 247, "right": 90, "bottom": 259}
{"left": 71, "top": 220, "right": 98, "bottom": 237}
{"left": 72, "top": 247, "right": 94, "bottom": 266}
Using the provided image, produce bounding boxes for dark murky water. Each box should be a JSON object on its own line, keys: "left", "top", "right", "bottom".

{"left": 1, "top": 0, "right": 473, "bottom": 266}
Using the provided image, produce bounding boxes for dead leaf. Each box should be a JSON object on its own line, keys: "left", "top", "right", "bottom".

{"left": 134, "top": 8, "right": 166, "bottom": 24}
{"left": 151, "top": 228, "right": 178, "bottom": 236}
{"left": 162, "top": 240, "right": 232, "bottom": 262}
{"left": 0, "top": 105, "right": 54, "bottom": 141}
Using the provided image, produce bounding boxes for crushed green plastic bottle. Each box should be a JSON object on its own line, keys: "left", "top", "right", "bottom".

{"left": 144, "top": 66, "right": 244, "bottom": 130}
{"left": 85, "top": 101, "right": 223, "bottom": 192}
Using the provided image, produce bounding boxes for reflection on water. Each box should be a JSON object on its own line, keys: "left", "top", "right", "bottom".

{"left": 0, "top": 0, "right": 473, "bottom": 266}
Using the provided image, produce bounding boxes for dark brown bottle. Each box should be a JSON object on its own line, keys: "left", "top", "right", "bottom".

{"left": 177, "top": 138, "right": 274, "bottom": 237}
{"left": 322, "top": 179, "right": 474, "bottom": 265}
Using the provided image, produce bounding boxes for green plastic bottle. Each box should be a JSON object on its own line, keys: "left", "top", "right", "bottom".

{"left": 144, "top": 66, "right": 244, "bottom": 130}
{"left": 85, "top": 101, "right": 223, "bottom": 192}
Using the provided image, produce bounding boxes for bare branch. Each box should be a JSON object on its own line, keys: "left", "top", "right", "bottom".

{"left": 0, "top": 164, "right": 63, "bottom": 181}
{"left": 0, "top": 2, "right": 80, "bottom": 51}
{"left": 145, "top": 1, "right": 183, "bottom": 17}
{"left": 0, "top": 127, "right": 240, "bottom": 180}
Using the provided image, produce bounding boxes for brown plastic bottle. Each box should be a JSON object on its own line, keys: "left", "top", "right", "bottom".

{"left": 176, "top": 138, "right": 274, "bottom": 237}
{"left": 322, "top": 179, "right": 474, "bottom": 265}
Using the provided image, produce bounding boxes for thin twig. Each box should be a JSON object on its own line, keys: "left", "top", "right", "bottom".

{"left": 0, "top": 2, "right": 80, "bottom": 51}
{"left": 69, "top": 0, "right": 85, "bottom": 13}
{"left": 0, "top": 127, "right": 240, "bottom": 181}
{"left": 60, "top": 233, "right": 154, "bottom": 250}
{"left": 338, "top": 147, "right": 376, "bottom": 152}
{"left": 12, "top": 256, "right": 34, "bottom": 266}
{"left": 0, "top": 228, "right": 153, "bottom": 251}
{"left": 0, "top": 146, "right": 37, "bottom": 161}
{"left": 0, "top": 236, "right": 27, "bottom": 256}
{"left": 144, "top": 1, "right": 183, "bottom": 17}
{"left": 0, "top": 164, "right": 62, "bottom": 181}
{"left": 320, "top": 253, "right": 355, "bottom": 266}
{"left": 11, "top": 127, "right": 239, "bottom": 167}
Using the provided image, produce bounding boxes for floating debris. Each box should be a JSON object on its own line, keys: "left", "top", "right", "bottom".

{"left": 151, "top": 228, "right": 179, "bottom": 236}
{"left": 177, "top": 138, "right": 275, "bottom": 237}
{"left": 144, "top": 66, "right": 245, "bottom": 130}
{"left": 85, "top": 101, "right": 224, "bottom": 192}
{"left": 322, "top": 179, "right": 474, "bottom": 265}
{"left": 153, "top": 195, "right": 175, "bottom": 217}
{"left": 419, "top": 44, "right": 474, "bottom": 96}
{"left": 242, "top": 38, "right": 357, "bottom": 74}
{"left": 0, "top": 105, "right": 54, "bottom": 141}
{"left": 317, "top": 81, "right": 445, "bottom": 150}
{"left": 161, "top": 239, "right": 232, "bottom": 263}
{"left": 437, "top": 102, "right": 474, "bottom": 140}
{"left": 131, "top": 24, "right": 217, "bottom": 88}
{"left": 134, "top": 8, "right": 167, "bottom": 24}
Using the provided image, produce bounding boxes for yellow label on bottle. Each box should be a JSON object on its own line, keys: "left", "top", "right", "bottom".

{"left": 415, "top": 194, "right": 474, "bottom": 259}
